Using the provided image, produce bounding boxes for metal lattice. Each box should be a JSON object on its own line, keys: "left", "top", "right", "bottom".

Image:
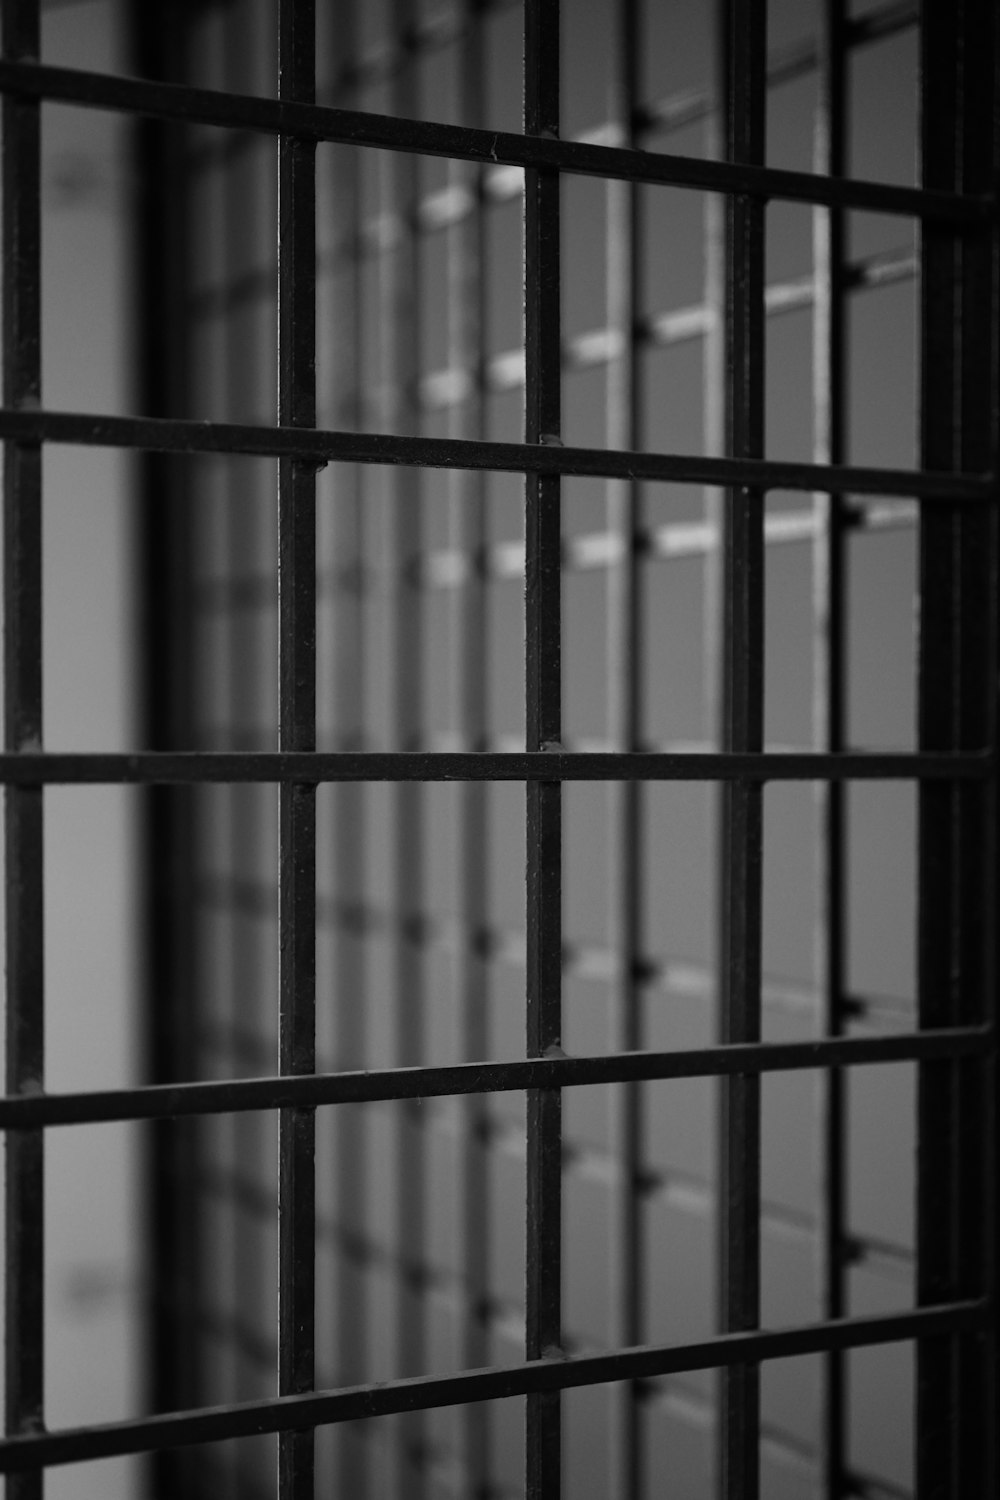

{"left": 2, "top": 1, "right": 998, "bottom": 1497}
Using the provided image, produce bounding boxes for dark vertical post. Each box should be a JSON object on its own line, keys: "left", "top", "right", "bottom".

{"left": 812, "top": 3, "right": 849, "bottom": 1495}
{"left": 717, "top": 3, "right": 766, "bottom": 1499}
{"left": 385, "top": 3, "right": 426, "bottom": 1494}
{"left": 523, "top": 2, "right": 563, "bottom": 1496}
{"left": 2, "top": 4, "right": 44, "bottom": 1499}
{"left": 130, "top": 5, "right": 200, "bottom": 1495}
{"left": 606, "top": 2, "right": 643, "bottom": 1496}
{"left": 917, "top": 2, "right": 998, "bottom": 1495}
{"left": 452, "top": 4, "right": 492, "bottom": 1494}
{"left": 277, "top": 2, "right": 317, "bottom": 1496}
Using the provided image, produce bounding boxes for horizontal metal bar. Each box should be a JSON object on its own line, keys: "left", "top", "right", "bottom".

{"left": 0, "top": 749, "right": 988, "bottom": 785}
{"left": 197, "top": 1284, "right": 913, "bottom": 1500}
{"left": 0, "top": 1026, "right": 988, "bottom": 1131}
{"left": 0, "top": 407, "right": 991, "bottom": 500}
{"left": 175, "top": 1292, "right": 918, "bottom": 1500}
{"left": 0, "top": 58, "right": 987, "bottom": 221}
{"left": 0, "top": 1302, "right": 983, "bottom": 1472}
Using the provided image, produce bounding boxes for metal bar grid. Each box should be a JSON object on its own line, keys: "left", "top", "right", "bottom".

{"left": 1, "top": 3, "right": 998, "bottom": 1498}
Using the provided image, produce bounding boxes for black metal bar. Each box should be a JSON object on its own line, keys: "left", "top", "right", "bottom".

{"left": 813, "top": 4, "right": 849, "bottom": 1494}
{"left": 2, "top": 1024, "right": 985, "bottom": 1158}
{"left": 129, "top": 6, "right": 202, "bottom": 1495}
{"left": 523, "top": 3, "right": 563, "bottom": 1494}
{"left": 0, "top": 1302, "right": 984, "bottom": 1475}
{"left": 2, "top": 4, "right": 43, "bottom": 1498}
{"left": 917, "top": 2, "right": 999, "bottom": 1494}
{"left": 718, "top": 3, "right": 766, "bottom": 1496}
{"left": 0, "top": 406, "right": 990, "bottom": 499}
{"left": 277, "top": 2, "right": 317, "bottom": 1495}
{"left": 0, "top": 748, "right": 987, "bottom": 784}
{"left": 0, "top": 55, "right": 987, "bottom": 221}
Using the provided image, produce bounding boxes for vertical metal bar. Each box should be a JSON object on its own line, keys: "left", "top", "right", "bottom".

{"left": 452, "top": 4, "right": 492, "bottom": 1495}
{"left": 129, "top": 6, "right": 201, "bottom": 1495}
{"left": 717, "top": 3, "right": 766, "bottom": 1499}
{"left": 917, "top": 2, "right": 998, "bottom": 1494}
{"left": 277, "top": 2, "right": 317, "bottom": 1496}
{"left": 2, "top": 3, "right": 44, "bottom": 1498}
{"left": 606, "top": 2, "right": 643, "bottom": 1496}
{"left": 222, "top": 16, "right": 247, "bottom": 1478}
{"left": 331, "top": 7, "right": 369, "bottom": 1496}
{"left": 386, "top": 4, "right": 426, "bottom": 1494}
{"left": 812, "top": 4, "right": 849, "bottom": 1495}
{"left": 223, "top": 8, "right": 271, "bottom": 1488}
{"left": 523, "top": 3, "right": 563, "bottom": 1496}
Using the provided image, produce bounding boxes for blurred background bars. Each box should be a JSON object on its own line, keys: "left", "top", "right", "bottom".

{"left": 1, "top": 2, "right": 998, "bottom": 1498}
